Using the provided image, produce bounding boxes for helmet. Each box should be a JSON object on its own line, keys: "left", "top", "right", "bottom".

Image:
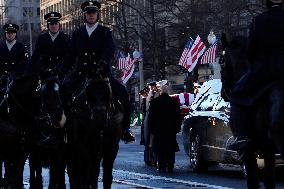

{"left": 266, "top": 0, "right": 283, "bottom": 8}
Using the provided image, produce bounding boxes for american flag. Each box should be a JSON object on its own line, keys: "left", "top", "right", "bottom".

{"left": 121, "top": 62, "right": 135, "bottom": 84}
{"left": 117, "top": 52, "right": 136, "bottom": 83}
{"left": 178, "top": 38, "right": 194, "bottom": 68}
{"left": 200, "top": 41, "right": 217, "bottom": 64}
{"left": 118, "top": 52, "right": 132, "bottom": 70}
{"left": 179, "top": 35, "right": 206, "bottom": 72}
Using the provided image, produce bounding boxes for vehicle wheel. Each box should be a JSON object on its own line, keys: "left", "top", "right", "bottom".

{"left": 189, "top": 134, "right": 208, "bottom": 173}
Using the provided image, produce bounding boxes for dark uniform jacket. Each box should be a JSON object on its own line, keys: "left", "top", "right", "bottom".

{"left": 70, "top": 24, "right": 115, "bottom": 76}
{"left": 148, "top": 93, "right": 181, "bottom": 152}
{"left": 231, "top": 6, "right": 284, "bottom": 105}
{"left": 0, "top": 41, "right": 28, "bottom": 79}
{"left": 28, "top": 31, "right": 71, "bottom": 80}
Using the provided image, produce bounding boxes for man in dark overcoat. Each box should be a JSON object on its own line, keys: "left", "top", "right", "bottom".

{"left": 229, "top": 0, "right": 284, "bottom": 188}
{"left": 139, "top": 86, "right": 149, "bottom": 145}
{"left": 67, "top": 0, "right": 134, "bottom": 143}
{"left": 27, "top": 12, "right": 71, "bottom": 82}
{"left": 148, "top": 84, "right": 181, "bottom": 173}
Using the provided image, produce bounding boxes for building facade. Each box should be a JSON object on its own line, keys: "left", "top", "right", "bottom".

{"left": 0, "top": 0, "right": 40, "bottom": 53}
{"left": 0, "top": 0, "right": 40, "bottom": 33}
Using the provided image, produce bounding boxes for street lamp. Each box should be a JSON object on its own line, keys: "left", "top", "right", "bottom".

{"left": 207, "top": 31, "right": 217, "bottom": 45}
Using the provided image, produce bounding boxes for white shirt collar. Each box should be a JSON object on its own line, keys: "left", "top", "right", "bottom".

{"left": 6, "top": 40, "right": 16, "bottom": 51}
{"left": 85, "top": 22, "right": 99, "bottom": 37}
{"left": 49, "top": 31, "right": 60, "bottom": 42}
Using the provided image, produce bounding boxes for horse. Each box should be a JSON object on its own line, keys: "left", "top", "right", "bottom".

{"left": 66, "top": 74, "right": 124, "bottom": 188}
{"left": 29, "top": 77, "right": 67, "bottom": 189}
{"left": 220, "top": 34, "right": 279, "bottom": 189}
{"left": 0, "top": 75, "right": 66, "bottom": 189}
{"left": 0, "top": 75, "right": 41, "bottom": 188}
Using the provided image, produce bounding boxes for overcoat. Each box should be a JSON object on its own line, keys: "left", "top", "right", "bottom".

{"left": 0, "top": 41, "right": 28, "bottom": 78}
{"left": 28, "top": 32, "right": 71, "bottom": 78}
{"left": 148, "top": 93, "right": 181, "bottom": 154}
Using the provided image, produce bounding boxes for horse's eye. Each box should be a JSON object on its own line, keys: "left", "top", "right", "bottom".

{"left": 54, "top": 83, "right": 59, "bottom": 91}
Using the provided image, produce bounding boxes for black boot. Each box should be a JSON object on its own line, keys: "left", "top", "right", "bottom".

{"left": 121, "top": 130, "right": 135, "bottom": 144}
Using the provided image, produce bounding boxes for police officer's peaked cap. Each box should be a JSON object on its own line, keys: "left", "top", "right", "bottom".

{"left": 81, "top": 1, "right": 101, "bottom": 13}
{"left": 147, "top": 81, "right": 157, "bottom": 87}
{"left": 44, "top": 12, "right": 62, "bottom": 23}
{"left": 3, "top": 23, "right": 19, "bottom": 33}
{"left": 139, "top": 86, "right": 150, "bottom": 95}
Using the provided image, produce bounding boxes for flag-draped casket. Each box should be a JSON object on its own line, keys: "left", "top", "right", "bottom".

{"left": 170, "top": 93, "right": 195, "bottom": 119}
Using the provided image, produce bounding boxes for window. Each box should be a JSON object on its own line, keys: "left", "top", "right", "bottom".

{"left": 23, "top": 7, "right": 33, "bottom": 17}
{"left": 37, "top": 8, "right": 40, "bottom": 16}
{"left": 23, "top": 23, "right": 28, "bottom": 31}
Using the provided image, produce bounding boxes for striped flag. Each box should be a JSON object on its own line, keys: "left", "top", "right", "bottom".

{"left": 121, "top": 60, "right": 135, "bottom": 84}
{"left": 118, "top": 52, "right": 132, "bottom": 70}
{"left": 178, "top": 38, "right": 194, "bottom": 68}
{"left": 178, "top": 35, "right": 206, "bottom": 72}
{"left": 200, "top": 41, "right": 217, "bottom": 64}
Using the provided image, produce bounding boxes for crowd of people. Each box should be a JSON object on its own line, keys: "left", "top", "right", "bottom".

{"left": 139, "top": 80, "right": 182, "bottom": 173}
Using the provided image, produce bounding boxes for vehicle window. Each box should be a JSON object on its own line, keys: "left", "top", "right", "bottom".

{"left": 213, "top": 95, "right": 230, "bottom": 111}
{"left": 195, "top": 93, "right": 219, "bottom": 111}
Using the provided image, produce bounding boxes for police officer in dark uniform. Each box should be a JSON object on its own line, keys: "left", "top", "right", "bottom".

{"left": 230, "top": 0, "right": 284, "bottom": 188}
{"left": 26, "top": 12, "right": 70, "bottom": 189}
{"left": 0, "top": 22, "right": 28, "bottom": 187}
{"left": 27, "top": 12, "right": 71, "bottom": 82}
{"left": 0, "top": 23, "right": 28, "bottom": 89}
{"left": 68, "top": 0, "right": 134, "bottom": 143}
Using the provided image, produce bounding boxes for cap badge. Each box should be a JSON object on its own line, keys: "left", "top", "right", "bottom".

{"left": 89, "top": 2, "right": 93, "bottom": 5}
{"left": 51, "top": 13, "right": 54, "bottom": 17}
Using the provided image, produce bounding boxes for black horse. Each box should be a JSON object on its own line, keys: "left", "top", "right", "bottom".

{"left": 29, "top": 78, "right": 67, "bottom": 189}
{"left": 220, "top": 34, "right": 279, "bottom": 189}
{"left": 0, "top": 75, "right": 41, "bottom": 188}
{"left": 0, "top": 75, "right": 66, "bottom": 189}
{"left": 67, "top": 77, "right": 124, "bottom": 189}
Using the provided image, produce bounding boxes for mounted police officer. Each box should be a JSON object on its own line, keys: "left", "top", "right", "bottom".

{"left": 0, "top": 23, "right": 28, "bottom": 88}
{"left": 0, "top": 22, "right": 28, "bottom": 187}
{"left": 0, "top": 23, "right": 28, "bottom": 77}
{"left": 68, "top": 0, "right": 134, "bottom": 143}
{"left": 230, "top": 0, "right": 284, "bottom": 188}
{"left": 27, "top": 12, "right": 71, "bottom": 82}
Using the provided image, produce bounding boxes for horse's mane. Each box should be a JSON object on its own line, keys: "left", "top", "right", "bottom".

{"left": 85, "top": 79, "right": 112, "bottom": 105}
{"left": 9, "top": 75, "right": 39, "bottom": 98}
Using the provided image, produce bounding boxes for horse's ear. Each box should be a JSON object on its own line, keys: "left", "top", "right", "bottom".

{"left": 221, "top": 33, "right": 228, "bottom": 50}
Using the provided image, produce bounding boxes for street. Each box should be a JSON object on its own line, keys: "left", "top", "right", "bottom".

{"left": 21, "top": 125, "right": 284, "bottom": 189}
